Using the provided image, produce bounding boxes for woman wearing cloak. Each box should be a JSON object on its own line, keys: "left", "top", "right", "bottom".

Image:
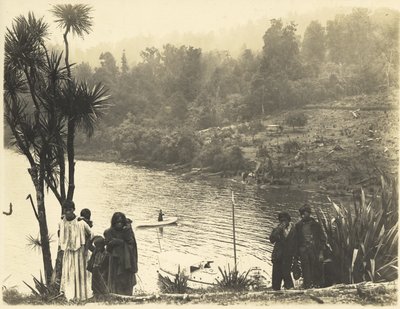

{"left": 104, "top": 212, "right": 138, "bottom": 295}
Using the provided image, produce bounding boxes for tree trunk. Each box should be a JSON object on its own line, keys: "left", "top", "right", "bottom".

{"left": 35, "top": 178, "right": 53, "bottom": 284}
{"left": 63, "top": 28, "right": 76, "bottom": 202}
{"left": 66, "top": 118, "right": 75, "bottom": 201}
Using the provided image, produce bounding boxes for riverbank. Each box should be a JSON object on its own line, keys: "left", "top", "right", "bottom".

{"left": 75, "top": 91, "right": 398, "bottom": 198}
{"left": 3, "top": 281, "right": 397, "bottom": 306}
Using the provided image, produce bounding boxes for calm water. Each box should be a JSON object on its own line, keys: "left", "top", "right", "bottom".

{"left": 1, "top": 149, "right": 331, "bottom": 293}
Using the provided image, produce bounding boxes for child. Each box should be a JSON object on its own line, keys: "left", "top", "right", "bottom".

{"left": 87, "top": 236, "right": 109, "bottom": 296}
{"left": 79, "top": 208, "right": 93, "bottom": 228}
{"left": 79, "top": 208, "right": 95, "bottom": 252}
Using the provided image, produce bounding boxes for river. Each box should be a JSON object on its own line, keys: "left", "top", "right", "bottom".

{"left": 1, "top": 149, "right": 332, "bottom": 293}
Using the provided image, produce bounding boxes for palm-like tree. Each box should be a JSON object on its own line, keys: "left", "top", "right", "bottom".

{"left": 4, "top": 10, "right": 109, "bottom": 285}
{"left": 51, "top": 4, "right": 92, "bottom": 76}
{"left": 4, "top": 13, "right": 56, "bottom": 284}
{"left": 51, "top": 4, "right": 93, "bottom": 201}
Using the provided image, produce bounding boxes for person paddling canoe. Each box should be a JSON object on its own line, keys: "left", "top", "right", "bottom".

{"left": 158, "top": 209, "right": 164, "bottom": 222}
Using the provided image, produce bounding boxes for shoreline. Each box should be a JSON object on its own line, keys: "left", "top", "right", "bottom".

{"left": 3, "top": 280, "right": 397, "bottom": 306}
{"left": 75, "top": 152, "right": 359, "bottom": 198}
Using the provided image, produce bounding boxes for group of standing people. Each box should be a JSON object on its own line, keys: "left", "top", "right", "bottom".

{"left": 57, "top": 200, "right": 138, "bottom": 301}
{"left": 269, "top": 204, "right": 331, "bottom": 290}
{"left": 56, "top": 199, "right": 327, "bottom": 300}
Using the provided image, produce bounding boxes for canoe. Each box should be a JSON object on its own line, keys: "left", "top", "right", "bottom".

{"left": 135, "top": 217, "right": 178, "bottom": 228}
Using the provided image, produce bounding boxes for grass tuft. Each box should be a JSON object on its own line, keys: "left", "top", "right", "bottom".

{"left": 216, "top": 264, "right": 255, "bottom": 291}
{"left": 158, "top": 266, "right": 188, "bottom": 294}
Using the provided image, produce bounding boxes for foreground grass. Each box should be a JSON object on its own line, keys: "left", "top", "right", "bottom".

{"left": 3, "top": 281, "right": 397, "bottom": 306}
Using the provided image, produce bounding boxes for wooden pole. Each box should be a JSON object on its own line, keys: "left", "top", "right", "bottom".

{"left": 231, "top": 190, "right": 237, "bottom": 272}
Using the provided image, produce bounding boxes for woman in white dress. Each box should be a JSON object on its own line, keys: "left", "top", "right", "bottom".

{"left": 58, "top": 200, "right": 94, "bottom": 301}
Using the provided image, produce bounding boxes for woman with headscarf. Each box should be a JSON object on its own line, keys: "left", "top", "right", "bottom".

{"left": 104, "top": 212, "right": 138, "bottom": 295}
{"left": 269, "top": 211, "right": 296, "bottom": 290}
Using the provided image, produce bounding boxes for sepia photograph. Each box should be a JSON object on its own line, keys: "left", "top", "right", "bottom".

{"left": 1, "top": 0, "right": 398, "bottom": 306}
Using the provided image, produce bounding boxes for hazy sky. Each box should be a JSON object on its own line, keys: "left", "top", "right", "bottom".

{"left": 1, "top": 0, "right": 399, "bottom": 50}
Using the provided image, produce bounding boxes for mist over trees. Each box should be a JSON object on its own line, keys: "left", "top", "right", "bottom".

{"left": 66, "top": 8, "right": 399, "bottom": 170}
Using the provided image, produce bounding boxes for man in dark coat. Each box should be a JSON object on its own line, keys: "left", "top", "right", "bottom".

{"left": 269, "top": 211, "right": 296, "bottom": 290}
{"left": 293, "top": 204, "right": 326, "bottom": 288}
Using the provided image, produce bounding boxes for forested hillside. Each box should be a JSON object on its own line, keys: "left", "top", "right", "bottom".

{"left": 6, "top": 8, "right": 398, "bottom": 190}
{"left": 72, "top": 7, "right": 398, "bottom": 170}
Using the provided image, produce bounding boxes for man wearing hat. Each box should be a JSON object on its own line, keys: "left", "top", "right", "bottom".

{"left": 293, "top": 204, "right": 326, "bottom": 288}
{"left": 269, "top": 211, "right": 296, "bottom": 290}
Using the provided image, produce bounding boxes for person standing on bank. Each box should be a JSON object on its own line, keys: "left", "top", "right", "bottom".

{"left": 87, "top": 236, "right": 109, "bottom": 296}
{"left": 269, "top": 211, "right": 296, "bottom": 290}
{"left": 104, "top": 212, "right": 138, "bottom": 296}
{"left": 293, "top": 204, "right": 326, "bottom": 288}
{"left": 58, "top": 200, "right": 94, "bottom": 301}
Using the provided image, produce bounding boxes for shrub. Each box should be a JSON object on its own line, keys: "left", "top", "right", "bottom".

{"left": 175, "top": 131, "right": 200, "bottom": 164}
{"left": 316, "top": 175, "right": 398, "bottom": 284}
{"left": 195, "top": 142, "right": 223, "bottom": 170}
{"left": 226, "top": 146, "right": 245, "bottom": 171}
{"left": 283, "top": 140, "right": 301, "bottom": 154}
{"left": 256, "top": 144, "right": 269, "bottom": 159}
{"left": 285, "top": 112, "right": 308, "bottom": 130}
{"left": 216, "top": 265, "right": 255, "bottom": 291}
{"left": 248, "top": 120, "right": 264, "bottom": 142}
{"left": 236, "top": 123, "right": 249, "bottom": 134}
{"left": 195, "top": 143, "right": 246, "bottom": 172}
{"left": 3, "top": 288, "right": 26, "bottom": 305}
{"left": 158, "top": 267, "right": 188, "bottom": 294}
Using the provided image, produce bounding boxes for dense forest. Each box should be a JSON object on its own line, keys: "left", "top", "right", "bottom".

{"left": 28, "top": 8, "right": 400, "bottom": 173}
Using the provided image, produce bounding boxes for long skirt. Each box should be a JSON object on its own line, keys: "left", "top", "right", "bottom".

{"left": 108, "top": 256, "right": 136, "bottom": 296}
{"left": 60, "top": 246, "right": 92, "bottom": 301}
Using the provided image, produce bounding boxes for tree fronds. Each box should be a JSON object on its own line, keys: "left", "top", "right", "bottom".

{"left": 5, "top": 12, "right": 48, "bottom": 71}
{"left": 26, "top": 235, "right": 42, "bottom": 251}
{"left": 57, "top": 80, "right": 111, "bottom": 136}
{"left": 3, "top": 65, "right": 27, "bottom": 102}
{"left": 43, "top": 50, "right": 70, "bottom": 89}
{"left": 50, "top": 4, "right": 93, "bottom": 37}
{"left": 26, "top": 234, "right": 54, "bottom": 251}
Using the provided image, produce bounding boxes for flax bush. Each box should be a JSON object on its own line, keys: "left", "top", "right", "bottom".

{"left": 317, "top": 175, "right": 398, "bottom": 284}
{"left": 158, "top": 267, "right": 188, "bottom": 294}
{"left": 216, "top": 264, "right": 255, "bottom": 291}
